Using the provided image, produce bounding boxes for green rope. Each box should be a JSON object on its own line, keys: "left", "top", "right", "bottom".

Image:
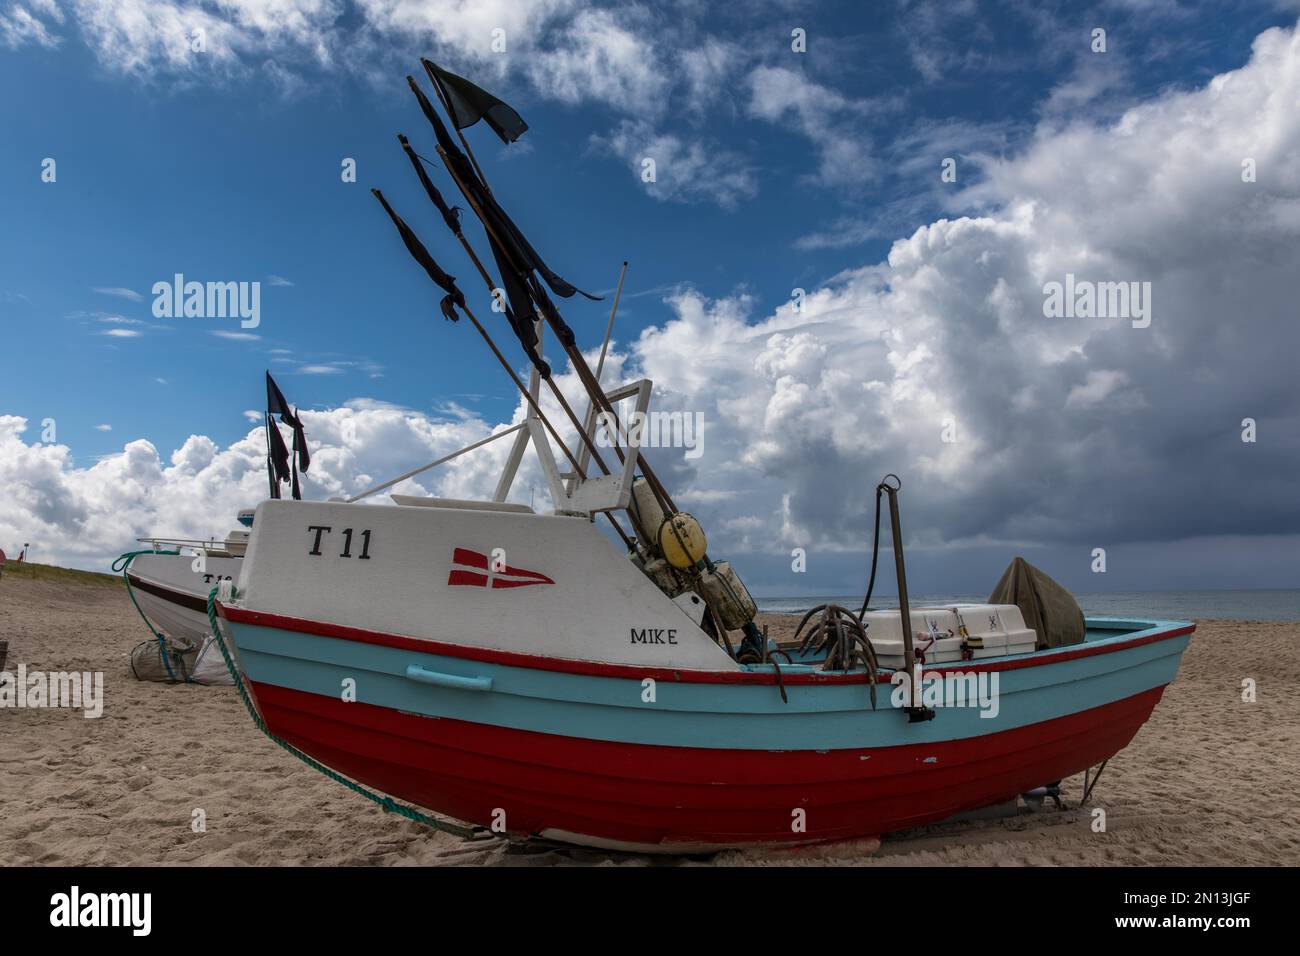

{"left": 205, "top": 586, "right": 498, "bottom": 842}
{"left": 115, "top": 549, "right": 187, "bottom": 683}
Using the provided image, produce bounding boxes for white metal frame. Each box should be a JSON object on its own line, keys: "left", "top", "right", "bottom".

{"left": 354, "top": 321, "right": 653, "bottom": 518}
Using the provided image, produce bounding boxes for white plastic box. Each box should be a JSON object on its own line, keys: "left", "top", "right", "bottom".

{"left": 861, "top": 604, "right": 1038, "bottom": 669}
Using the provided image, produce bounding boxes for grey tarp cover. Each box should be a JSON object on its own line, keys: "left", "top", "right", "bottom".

{"left": 988, "top": 556, "right": 1086, "bottom": 650}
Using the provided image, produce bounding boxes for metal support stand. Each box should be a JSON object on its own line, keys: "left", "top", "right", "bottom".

{"left": 1082, "top": 760, "right": 1109, "bottom": 805}
{"left": 881, "top": 477, "right": 935, "bottom": 723}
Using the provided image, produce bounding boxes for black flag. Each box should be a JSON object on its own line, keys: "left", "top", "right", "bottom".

{"left": 372, "top": 188, "right": 466, "bottom": 323}
{"left": 407, "top": 76, "right": 601, "bottom": 306}
{"left": 265, "top": 411, "right": 290, "bottom": 486}
{"left": 266, "top": 371, "right": 310, "bottom": 499}
{"left": 528, "top": 277, "right": 577, "bottom": 350}
{"left": 291, "top": 416, "right": 311, "bottom": 473}
{"left": 266, "top": 371, "right": 296, "bottom": 425}
{"left": 489, "top": 237, "right": 550, "bottom": 377}
{"left": 423, "top": 58, "right": 528, "bottom": 144}
{"left": 398, "top": 134, "right": 462, "bottom": 236}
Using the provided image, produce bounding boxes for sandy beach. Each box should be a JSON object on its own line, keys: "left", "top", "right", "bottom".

{"left": 2, "top": 566, "right": 1297, "bottom": 867}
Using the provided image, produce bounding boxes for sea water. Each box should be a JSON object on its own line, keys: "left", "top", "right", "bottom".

{"left": 756, "top": 590, "right": 1300, "bottom": 622}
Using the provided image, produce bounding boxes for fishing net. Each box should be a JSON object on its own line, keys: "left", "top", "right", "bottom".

{"left": 129, "top": 634, "right": 233, "bottom": 685}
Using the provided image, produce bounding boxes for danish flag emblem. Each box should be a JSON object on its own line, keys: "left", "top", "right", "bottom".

{"left": 447, "top": 547, "right": 555, "bottom": 589}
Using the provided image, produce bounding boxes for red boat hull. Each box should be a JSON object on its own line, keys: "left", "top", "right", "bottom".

{"left": 249, "top": 680, "right": 1166, "bottom": 851}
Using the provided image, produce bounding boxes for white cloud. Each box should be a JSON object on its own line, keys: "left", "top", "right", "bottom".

{"left": 9, "top": 2, "right": 747, "bottom": 177}
{"left": 0, "top": 403, "right": 550, "bottom": 569}
{"left": 794, "top": 118, "right": 1017, "bottom": 249}
{"left": 745, "top": 65, "right": 880, "bottom": 187}
{"left": 94, "top": 424, "right": 112, "bottom": 432}
{"left": 99, "top": 328, "right": 142, "bottom": 338}
{"left": 92, "top": 286, "right": 142, "bottom": 301}
{"left": 353, "top": 0, "right": 572, "bottom": 63}
{"left": 211, "top": 330, "right": 261, "bottom": 341}
{"left": 893, "top": 0, "right": 987, "bottom": 84}
{"left": 0, "top": 2, "right": 62, "bottom": 49}
{"left": 593, "top": 120, "right": 758, "bottom": 209}
{"left": 678, "top": 37, "right": 740, "bottom": 116}
{"left": 8, "top": 19, "right": 1300, "bottom": 590}
{"left": 1065, "top": 369, "right": 1130, "bottom": 409}
{"left": 615, "top": 23, "right": 1300, "bottom": 561}
{"left": 67, "top": 0, "right": 343, "bottom": 79}
{"left": 4, "top": 2, "right": 769, "bottom": 208}
{"left": 1039, "top": 52, "right": 1133, "bottom": 120}
{"left": 523, "top": 7, "right": 667, "bottom": 116}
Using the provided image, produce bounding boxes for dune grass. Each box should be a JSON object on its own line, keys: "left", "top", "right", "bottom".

{"left": 1, "top": 560, "right": 123, "bottom": 588}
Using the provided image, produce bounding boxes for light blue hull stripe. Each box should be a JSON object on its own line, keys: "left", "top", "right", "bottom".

{"left": 225, "top": 618, "right": 1190, "bottom": 752}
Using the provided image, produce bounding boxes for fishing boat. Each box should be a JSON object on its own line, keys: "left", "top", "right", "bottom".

{"left": 119, "top": 515, "right": 251, "bottom": 645}
{"left": 209, "top": 60, "right": 1193, "bottom": 852}
{"left": 115, "top": 514, "right": 252, "bottom": 684}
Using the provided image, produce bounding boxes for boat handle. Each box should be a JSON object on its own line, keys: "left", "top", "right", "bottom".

{"left": 403, "top": 664, "right": 493, "bottom": 692}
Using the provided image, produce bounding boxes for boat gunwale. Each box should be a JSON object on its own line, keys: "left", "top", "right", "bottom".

{"left": 126, "top": 572, "right": 219, "bottom": 614}
{"left": 217, "top": 602, "right": 1194, "bottom": 686}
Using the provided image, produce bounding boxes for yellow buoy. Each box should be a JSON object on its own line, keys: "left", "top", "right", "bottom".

{"left": 659, "top": 513, "right": 708, "bottom": 570}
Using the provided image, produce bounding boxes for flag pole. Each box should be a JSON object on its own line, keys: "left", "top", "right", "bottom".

{"left": 458, "top": 303, "right": 595, "bottom": 483}
{"left": 407, "top": 69, "right": 678, "bottom": 519}
{"left": 372, "top": 185, "right": 633, "bottom": 544}
{"left": 398, "top": 133, "right": 612, "bottom": 479}
{"left": 455, "top": 305, "right": 632, "bottom": 547}
{"left": 596, "top": 261, "right": 627, "bottom": 383}
{"left": 370, "top": 188, "right": 588, "bottom": 481}
{"left": 453, "top": 300, "right": 636, "bottom": 548}
{"left": 264, "top": 413, "right": 279, "bottom": 499}
{"left": 423, "top": 59, "right": 494, "bottom": 195}
{"left": 432, "top": 142, "right": 679, "bottom": 516}
{"left": 575, "top": 261, "right": 627, "bottom": 482}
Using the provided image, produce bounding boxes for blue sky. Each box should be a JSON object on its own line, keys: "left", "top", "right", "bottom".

{"left": 2, "top": 0, "right": 1286, "bottom": 459}
{"left": 3, "top": 1, "right": 1300, "bottom": 594}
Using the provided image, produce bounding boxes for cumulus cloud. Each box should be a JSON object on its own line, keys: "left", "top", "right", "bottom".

{"left": 7, "top": 21, "right": 1300, "bottom": 593}
{"left": 0, "top": 403, "right": 552, "bottom": 569}
{"left": 618, "top": 24, "right": 1300, "bottom": 575}
{"left": 630, "top": 26, "right": 1300, "bottom": 585}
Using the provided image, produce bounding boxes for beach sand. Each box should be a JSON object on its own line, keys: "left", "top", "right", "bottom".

{"left": 1, "top": 568, "right": 1297, "bottom": 867}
